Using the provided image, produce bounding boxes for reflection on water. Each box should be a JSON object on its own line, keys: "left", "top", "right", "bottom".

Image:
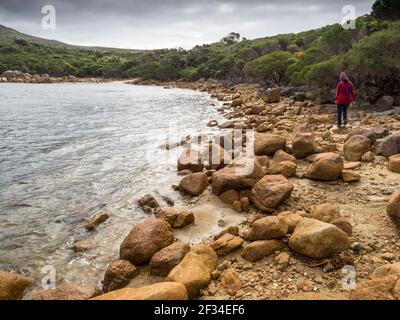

{"left": 0, "top": 83, "right": 222, "bottom": 291}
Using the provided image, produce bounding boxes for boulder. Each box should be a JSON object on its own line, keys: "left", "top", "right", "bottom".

{"left": 341, "top": 171, "right": 361, "bottom": 183}
{"left": 250, "top": 175, "right": 294, "bottom": 213}
{"left": 154, "top": 207, "right": 194, "bottom": 228}
{"left": 306, "top": 152, "right": 344, "bottom": 181}
{"left": 219, "top": 189, "right": 239, "bottom": 204}
{"left": 373, "top": 126, "right": 389, "bottom": 139}
{"left": 167, "top": 244, "right": 218, "bottom": 298}
{"left": 150, "top": 242, "right": 190, "bottom": 277}
{"left": 268, "top": 160, "right": 297, "bottom": 178}
{"left": 219, "top": 268, "right": 241, "bottom": 296}
{"left": 271, "top": 150, "right": 296, "bottom": 165}
{"left": 82, "top": 210, "right": 110, "bottom": 231}
{"left": 92, "top": 282, "right": 188, "bottom": 300}
{"left": 243, "top": 216, "right": 288, "bottom": 240}
{"left": 0, "top": 270, "right": 33, "bottom": 300}
{"left": 119, "top": 219, "right": 174, "bottom": 265}
{"left": 375, "top": 132, "right": 400, "bottom": 158}
{"left": 203, "top": 143, "right": 232, "bottom": 170}
{"left": 72, "top": 239, "right": 92, "bottom": 253}
{"left": 35, "top": 283, "right": 97, "bottom": 300}
{"left": 177, "top": 148, "right": 204, "bottom": 172}
{"left": 388, "top": 154, "right": 400, "bottom": 173}
{"left": 277, "top": 211, "right": 303, "bottom": 233}
{"left": 179, "top": 172, "right": 209, "bottom": 196}
{"left": 371, "top": 262, "right": 400, "bottom": 279}
{"left": 254, "top": 134, "right": 286, "bottom": 156}
{"left": 292, "top": 125, "right": 316, "bottom": 159}
{"left": 386, "top": 190, "right": 400, "bottom": 226}
{"left": 212, "top": 158, "right": 265, "bottom": 195}
{"left": 343, "top": 135, "right": 370, "bottom": 161}
{"left": 261, "top": 88, "right": 281, "bottom": 103}
{"left": 345, "top": 128, "right": 377, "bottom": 144}
{"left": 210, "top": 233, "right": 244, "bottom": 256}
{"left": 312, "top": 203, "right": 340, "bottom": 223}
{"left": 288, "top": 218, "right": 350, "bottom": 259}
{"left": 376, "top": 95, "right": 394, "bottom": 110}
{"left": 349, "top": 275, "right": 399, "bottom": 300}
{"left": 103, "top": 260, "right": 139, "bottom": 292}
{"left": 241, "top": 240, "right": 282, "bottom": 262}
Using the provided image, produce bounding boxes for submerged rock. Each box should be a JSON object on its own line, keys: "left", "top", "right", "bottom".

{"left": 35, "top": 283, "right": 98, "bottom": 300}
{"left": 82, "top": 210, "right": 110, "bottom": 231}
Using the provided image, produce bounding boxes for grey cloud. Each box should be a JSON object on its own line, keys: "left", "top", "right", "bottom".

{"left": 0, "top": 0, "right": 375, "bottom": 49}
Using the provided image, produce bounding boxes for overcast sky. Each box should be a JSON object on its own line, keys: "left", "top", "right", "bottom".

{"left": 0, "top": 0, "right": 375, "bottom": 49}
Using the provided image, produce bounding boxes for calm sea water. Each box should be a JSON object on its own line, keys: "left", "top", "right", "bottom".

{"left": 0, "top": 83, "right": 222, "bottom": 290}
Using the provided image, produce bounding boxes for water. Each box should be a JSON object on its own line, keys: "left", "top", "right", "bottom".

{"left": 0, "top": 82, "right": 222, "bottom": 291}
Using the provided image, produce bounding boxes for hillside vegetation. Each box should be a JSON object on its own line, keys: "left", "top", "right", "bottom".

{"left": 0, "top": 0, "right": 399, "bottom": 103}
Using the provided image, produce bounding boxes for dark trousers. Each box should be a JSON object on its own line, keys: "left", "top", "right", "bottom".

{"left": 337, "top": 104, "right": 349, "bottom": 126}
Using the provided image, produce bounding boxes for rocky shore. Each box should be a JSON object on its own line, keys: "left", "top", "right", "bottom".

{"left": 1, "top": 79, "right": 400, "bottom": 300}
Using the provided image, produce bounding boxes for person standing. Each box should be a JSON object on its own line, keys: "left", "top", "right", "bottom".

{"left": 336, "top": 72, "right": 356, "bottom": 128}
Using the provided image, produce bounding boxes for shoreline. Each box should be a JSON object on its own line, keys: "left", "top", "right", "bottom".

{"left": 2, "top": 78, "right": 400, "bottom": 301}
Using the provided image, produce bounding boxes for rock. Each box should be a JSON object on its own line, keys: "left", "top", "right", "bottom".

{"left": 346, "top": 128, "right": 377, "bottom": 144}
{"left": 256, "top": 155, "right": 270, "bottom": 168}
{"left": 93, "top": 282, "right": 188, "bottom": 300}
{"left": 331, "top": 218, "right": 352, "bottom": 236}
{"left": 376, "top": 95, "right": 394, "bottom": 110}
{"left": 271, "top": 150, "right": 296, "bottom": 165}
{"left": 349, "top": 275, "right": 399, "bottom": 300}
{"left": 72, "top": 239, "right": 92, "bottom": 253}
{"left": 0, "top": 270, "right": 33, "bottom": 300}
{"left": 343, "top": 161, "right": 361, "bottom": 169}
{"left": 343, "top": 135, "right": 371, "bottom": 161}
{"left": 292, "top": 125, "right": 317, "bottom": 159}
{"left": 274, "top": 252, "right": 290, "bottom": 271}
{"left": 375, "top": 132, "right": 400, "bottom": 157}
{"left": 219, "top": 268, "right": 241, "bottom": 296}
{"left": 243, "top": 216, "right": 288, "bottom": 240}
{"left": 268, "top": 160, "right": 297, "bottom": 178}
{"left": 294, "top": 92, "right": 307, "bottom": 102}
{"left": 250, "top": 175, "right": 294, "bottom": 213}
{"left": 288, "top": 218, "right": 350, "bottom": 259}
{"left": 35, "top": 283, "right": 97, "bottom": 300}
{"left": 388, "top": 154, "right": 400, "bottom": 173}
{"left": 312, "top": 203, "right": 340, "bottom": 223}
{"left": 341, "top": 171, "right": 361, "bottom": 182}
{"left": 254, "top": 134, "right": 286, "bottom": 156}
{"left": 103, "top": 260, "right": 139, "bottom": 292}
{"left": 177, "top": 148, "right": 204, "bottom": 172}
{"left": 213, "top": 226, "right": 239, "bottom": 240}
{"left": 179, "top": 172, "right": 209, "bottom": 196}
{"left": 219, "top": 189, "right": 239, "bottom": 204}
{"left": 150, "top": 242, "right": 190, "bottom": 277}
{"left": 154, "top": 207, "right": 194, "bottom": 228}
{"left": 119, "top": 219, "right": 174, "bottom": 265}
{"left": 373, "top": 126, "right": 389, "bottom": 139}
{"left": 386, "top": 190, "right": 400, "bottom": 226}
{"left": 212, "top": 158, "right": 265, "bottom": 195}
{"left": 203, "top": 143, "right": 232, "bottom": 170}
{"left": 137, "top": 194, "right": 160, "bottom": 211}
{"left": 371, "top": 262, "right": 400, "bottom": 279}
{"left": 232, "top": 201, "right": 242, "bottom": 212}
{"left": 240, "top": 197, "right": 250, "bottom": 212}
{"left": 167, "top": 244, "right": 218, "bottom": 298}
{"left": 361, "top": 151, "right": 374, "bottom": 162}
{"left": 277, "top": 211, "right": 303, "bottom": 233}
{"left": 306, "top": 152, "right": 344, "bottom": 181}
{"left": 261, "top": 88, "right": 281, "bottom": 103}
{"left": 82, "top": 210, "right": 110, "bottom": 231}
{"left": 241, "top": 240, "right": 282, "bottom": 262}
{"left": 289, "top": 292, "right": 349, "bottom": 300}
{"left": 207, "top": 120, "right": 218, "bottom": 127}
{"left": 210, "top": 233, "right": 244, "bottom": 256}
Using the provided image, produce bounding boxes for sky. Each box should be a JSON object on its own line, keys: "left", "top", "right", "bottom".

{"left": 0, "top": 0, "right": 376, "bottom": 50}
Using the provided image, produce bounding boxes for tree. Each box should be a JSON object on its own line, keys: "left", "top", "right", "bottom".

{"left": 244, "top": 51, "right": 296, "bottom": 85}
{"left": 221, "top": 32, "right": 241, "bottom": 45}
{"left": 372, "top": 0, "right": 400, "bottom": 20}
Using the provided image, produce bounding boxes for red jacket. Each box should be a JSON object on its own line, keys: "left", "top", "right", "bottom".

{"left": 336, "top": 80, "right": 356, "bottom": 105}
